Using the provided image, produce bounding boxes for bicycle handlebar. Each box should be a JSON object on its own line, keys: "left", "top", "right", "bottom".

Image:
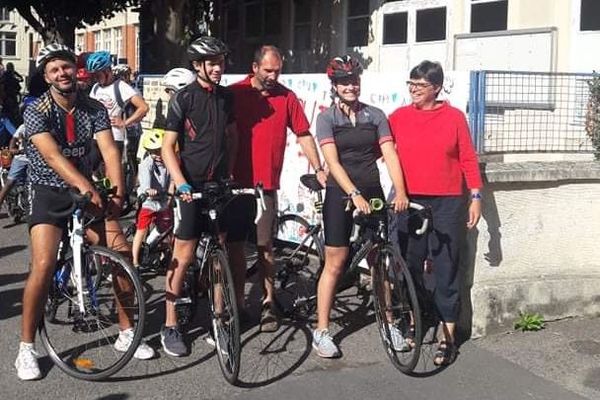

{"left": 47, "top": 190, "right": 93, "bottom": 218}
{"left": 351, "top": 200, "right": 430, "bottom": 236}
{"left": 47, "top": 179, "right": 116, "bottom": 219}
{"left": 181, "top": 181, "right": 266, "bottom": 224}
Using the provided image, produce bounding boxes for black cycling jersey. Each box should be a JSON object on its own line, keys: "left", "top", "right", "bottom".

{"left": 165, "top": 81, "right": 234, "bottom": 189}
{"left": 316, "top": 103, "right": 392, "bottom": 188}
{"left": 24, "top": 90, "right": 111, "bottom": 188}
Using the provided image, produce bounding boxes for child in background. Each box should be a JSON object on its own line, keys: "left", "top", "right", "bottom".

{"left": 132, "top": 128, "right": 173, "bottom": 269}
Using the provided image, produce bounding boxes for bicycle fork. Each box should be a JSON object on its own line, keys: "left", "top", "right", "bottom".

{"left": 70, "top": 209, "right": 89, "bottom": 315}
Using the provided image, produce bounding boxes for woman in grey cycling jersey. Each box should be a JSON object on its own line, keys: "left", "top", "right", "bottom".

{"left": 312, "top": 55, "right": 409, "bottom": 358}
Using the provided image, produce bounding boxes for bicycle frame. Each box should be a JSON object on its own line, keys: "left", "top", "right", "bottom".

{"left": 68, "top": 208, "right": 88, "bottom": 314}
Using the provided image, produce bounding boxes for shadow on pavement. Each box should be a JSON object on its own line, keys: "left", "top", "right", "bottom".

{"left": 236, "top": 321, "right": 312, "bottom": 388}
{"left": 0, "top": 286, "right": 24, "bottom": 320}
{"left": 0, "top": 244, "right": 27, "bottom": 258}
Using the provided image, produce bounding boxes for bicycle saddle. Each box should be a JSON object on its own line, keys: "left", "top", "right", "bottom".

{"left": 300, "top": 174, "right": 324, "bottom": 192}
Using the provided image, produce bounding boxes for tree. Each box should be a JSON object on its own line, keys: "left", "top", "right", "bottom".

{"left": 139, "top": 0, "right": 214, "bottom": 73}
{"left": 0, "top": 0, "right": 139, "bottom": 48}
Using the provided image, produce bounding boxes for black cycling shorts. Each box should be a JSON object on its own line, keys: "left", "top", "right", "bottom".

{"left": 174, "top": 198, "right": 213, "bottom": 241}
{"left": 28, "top": 184, "right": 73, "bottom": 230}
{"left": 221, "top": 194, "right": 257, "bottom": 243}
{"left": 322, "top": 185, "right": 384, "bottom": 247}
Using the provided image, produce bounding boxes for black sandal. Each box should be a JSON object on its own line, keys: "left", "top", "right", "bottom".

{"left": 433, "top": 341, "right": 456, "bottom": 366}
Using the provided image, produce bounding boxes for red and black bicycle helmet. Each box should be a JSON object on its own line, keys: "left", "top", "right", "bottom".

{"left": 326, "top": 55, "right": 363, "bottom": 82}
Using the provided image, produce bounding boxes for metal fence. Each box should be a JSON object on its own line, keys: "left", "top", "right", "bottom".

{"left": 469, "top": 71, "right": 597, "bottom": 154}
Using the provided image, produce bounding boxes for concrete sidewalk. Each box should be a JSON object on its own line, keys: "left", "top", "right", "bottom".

{"left": 474, "top": 316, "right": 600, "bottom": 400}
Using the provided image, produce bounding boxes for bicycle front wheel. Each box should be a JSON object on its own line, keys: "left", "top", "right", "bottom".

{"left": 273, "top": 214, "right": 323, "bottom": 320}
{"left": 371, "top": 244, "right": 422, "bottom": 374}
{"left": 208, "top": 248, "right": 241, "bottom": 384}
{"left": 39, "top": 245, "right": 146, "bottom": 381}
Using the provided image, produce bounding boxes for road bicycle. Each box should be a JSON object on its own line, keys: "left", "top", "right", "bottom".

{"left": 0, "top": 149, "right": 29, "bottom": 223}
{"left": 40, "top": 182, "right": 146, "bottom": 380}
{"left": 123, "top": 192, "right": 174, "bottom": 275}
{"left": 174, "top": 180, "right": 264, "bottom": 384}
{"left": 355, "top": 198, "right": 429, "bottom": 373}
{"left": 267, "top": 174, "right": 431, "bottom": 373}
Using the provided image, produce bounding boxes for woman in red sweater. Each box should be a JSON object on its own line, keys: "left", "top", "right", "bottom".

{"left": 388, "top": 60, "right": 483, "bottom": 366}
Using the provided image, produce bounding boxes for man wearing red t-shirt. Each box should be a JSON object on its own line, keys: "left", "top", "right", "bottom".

{"left": 229, "top": 45, "right": 326, "bottom": 332}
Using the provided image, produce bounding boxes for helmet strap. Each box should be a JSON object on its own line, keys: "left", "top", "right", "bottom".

{"left": 50, "top": 77, "right": 77, "bottom": 97}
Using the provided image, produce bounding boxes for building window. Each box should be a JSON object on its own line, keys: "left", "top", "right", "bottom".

{"left": 75, "top": 34, "right": 85, "bottom": 53}
{"left": 416, "top": 7, "right": 446, "bottom": 42}
{"left": 94, "top": 31, "right": 102, "bottom": 51}
{"left": 383, "top": 12, "right": 408, "bottom": 45}
{"left": 471, "top": 0, "right": 508, "bottom": 33}
{"left": 0, "top": 7, "right": 10, "bottom": 21}
{"left": 294, "top": 0, "right": 312, "bottom": 50}
{"left": 245, "top": 2, "right": 262, "bottom": 37}
{"left": 115, "top": 27, "right": 123, "bottom": 60}
{"left": 347, "top": 0, "right": 370, "bottom": 47}
{"left": 103, "top": 29, "right": 112, "bottom": 54}
{"left": 581, "top": 0, "right": 600, "bottom": 31}
{"left": 264, "top": 0, "right": 282, "bottom": 36}
{"left": 244, "top": 0, "right": 281, "bottom": 38}
{"left": 0, "top": 32, "right": 16, "bottom": 56}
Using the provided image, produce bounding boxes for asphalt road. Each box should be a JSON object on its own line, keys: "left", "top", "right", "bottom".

{"left": 1, "top": 215, "right": 598, "bottom": 400}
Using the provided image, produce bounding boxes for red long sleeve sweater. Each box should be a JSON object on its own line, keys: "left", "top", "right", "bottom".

{"left": 389, "top": 102, "right": 483, "bottom": 196}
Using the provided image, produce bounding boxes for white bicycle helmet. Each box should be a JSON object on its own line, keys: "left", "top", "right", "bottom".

{"left": 112, "top": 64, "right": 132, "bottom": 79}
{"left": 162, "top": 68, "right": 196, "bottom": 91}
{"left": 36, "top": 43, "right": 76, "bottom": 70}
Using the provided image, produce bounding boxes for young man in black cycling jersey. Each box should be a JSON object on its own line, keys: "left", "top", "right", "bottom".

{"left": 15, "top": 44, "right": 154, "bottom": 381}
{"left": 160, "top": 36, "right": 237, "bottom": 357}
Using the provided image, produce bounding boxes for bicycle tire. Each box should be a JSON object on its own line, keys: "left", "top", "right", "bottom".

{"left": 272, "top": 214, "right": 324, "bottom": 319}
{"left": 120, "top": 163, "right": 136, "bottom": 216}
{"left": 39, "top": 245, "right": 146, "bottom": 381}
{"left": 176, "top": 265, "right": 198, "bottom": 331}
{"left": 208, "top": 247, "right": 241, "bottom": 384}
{"left": 370, "top": 243, "right": 422, "bottom": 374}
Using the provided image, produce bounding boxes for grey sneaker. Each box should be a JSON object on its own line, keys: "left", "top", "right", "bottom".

{"left": 161, "top": 325, "right": 187, "bottom": 357}
{"left": 388, "top": 324, "right": 410, "bottom": 352}
{"left": 15, "top": 342, "right": 41, "bottom": 381}
{"left": 312, "top": 329, "right": 340, "bottom": 358}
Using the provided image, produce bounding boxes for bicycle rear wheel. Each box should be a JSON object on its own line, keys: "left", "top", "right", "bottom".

{"left": 39, "top": 245, "right": 146, "bottom": 381}
{"left": 371, "top": 244, "right": 422, "bottom": 374}
{"left": 208, "top": 248, "right": 240, "bottom": 384}
{"left": 273, "top": 214, "right": 323, "bottom": 320}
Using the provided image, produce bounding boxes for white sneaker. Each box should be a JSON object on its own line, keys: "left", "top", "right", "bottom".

{"left": 114, "top": 328, "right": 155, "bottom": 360}
{"left": 388, "top": 324, "right": 410, "bottom": 352}
{"left": 15, "top": 342, "right": 41, "bottom": 381}
{"left": 312, "top": 329, "right": 340, "bottom": 358}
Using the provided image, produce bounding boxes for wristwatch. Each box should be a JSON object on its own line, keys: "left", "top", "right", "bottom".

{"left": 349, "top": 189, "right": 361, "bottom": 198}
{"left": 471, "top": 192, "right": 482, "bottom": 200}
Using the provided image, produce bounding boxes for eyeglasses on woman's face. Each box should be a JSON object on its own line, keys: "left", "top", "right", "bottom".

{"left": 406, "top": 80, "right": 433, "bottom": 89}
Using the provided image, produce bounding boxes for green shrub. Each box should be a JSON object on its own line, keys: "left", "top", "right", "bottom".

{"left": 586, "top": 73, "right": 600, "bottom": 160}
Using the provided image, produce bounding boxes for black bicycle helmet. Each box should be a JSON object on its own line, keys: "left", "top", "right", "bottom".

{"left": 187, "top": 36, "right": 230, "bottom": 61}
{"left": 36, "top": 43, "right": 76, "bottom": 70}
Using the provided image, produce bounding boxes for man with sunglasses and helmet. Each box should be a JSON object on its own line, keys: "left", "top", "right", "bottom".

{"left": 15, "top": 43, "right": 154, "bottom": 381}
{"left": 160, "top": 36, "right": 237, "bottom": 357}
